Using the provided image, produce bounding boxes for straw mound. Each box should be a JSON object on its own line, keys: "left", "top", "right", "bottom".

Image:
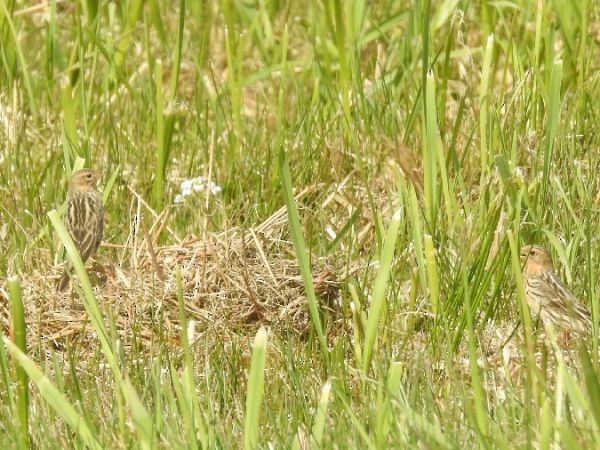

{"left": 0, "top": 197, "right": 344, "bottom": 352}
{"left": 0, "top": 174, "right": 403, "bottom": 353}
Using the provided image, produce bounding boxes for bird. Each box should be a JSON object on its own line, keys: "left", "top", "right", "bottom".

{"left": 519, "top": 244, "right": 592, "bottom": 338}
{"left": 56, "top": 168, "right": 104, "bottom": 292}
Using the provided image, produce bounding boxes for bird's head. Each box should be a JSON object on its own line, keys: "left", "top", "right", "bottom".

{"left": 520, "top": 244, "right": 553, "bottom": 275}
{"left": 70, "top": 168, "right": 100, "bottom": 192}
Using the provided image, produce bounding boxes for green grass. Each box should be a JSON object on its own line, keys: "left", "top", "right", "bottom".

{"left": 2, "top": 0, "right": 600, "bottom": 448}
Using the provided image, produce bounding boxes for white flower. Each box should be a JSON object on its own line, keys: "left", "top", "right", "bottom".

{"left": 174, "top": 175, "right": 222, "bottom": 204}
{"left": 180, "top": 179, "right": 193, "bottom": 191}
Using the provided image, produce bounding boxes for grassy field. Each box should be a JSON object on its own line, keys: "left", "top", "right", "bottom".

{"left": 1, "top": 0, "right": 600, "bottom": 448}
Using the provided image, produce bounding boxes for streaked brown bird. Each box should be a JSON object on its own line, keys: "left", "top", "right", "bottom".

{"left": 520, "top": 244, "right": 592, "bottom": 337}
{"left": 56, "top": 168, "right": 104, "bottom": 292}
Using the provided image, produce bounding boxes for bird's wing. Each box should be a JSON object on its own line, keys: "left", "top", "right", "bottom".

{"left": 545, "top": 271, "right": 592, "bottom": 325}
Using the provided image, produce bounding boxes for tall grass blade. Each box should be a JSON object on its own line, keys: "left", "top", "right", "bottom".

{"left": 152, "top": 59, "right": 166, "bottom": 208}
{"left": 310, "top": 378, "right": 333, "bottom": 448}
{"left": 423, "top": 234, "right": 439, "bottom": 316}
{"left": 244, "top": 327, "right": 268, "bottom": 450}
{"left": 375, "top": 361, "right": 402, "bottom": 447}
{"left": 278, "top": 148, "right": 329, "bottom": 363}
{"left": 541, "top": 59, "right": 562, "bottom": 204}
{"left": 479, "top": 34, "right": 494, "bottom": 175}
{"left": 112, "top": 0, "right": 143, "bottom": 79}
{"left": 176, "top": 265, "right": 208, "bottom": 448}
{"left": 332, "top": 0, "right": 351, "bottom": 132}
{"left": 168, "top": 0, "right": 185, "bottom": 102}
{"left": 362, "top": 209, "right": 402, "bottom": 373}
{"left": 406, "top": 184, "right": 427, "bottom": 290}
{"left": 8, "top": 276, "right": 28, "bottom": 449}
{"left": 508, "top": 231, "right": 536, "bottom": 391}
{"left": 222, "top": 0, "right": 242, "bottom": 136}
{"left": 423, "top": 70, "right": 438, "bottom": 224}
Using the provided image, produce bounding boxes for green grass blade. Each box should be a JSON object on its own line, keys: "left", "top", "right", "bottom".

{"left": 102, "top": 165, "right": 121, "bottom": 205}
{"left": 278, "top": 148, "right": 329, "bottom": 363}
{"left": 406, "top": 184, "right": 427, "bottom": 291}
{"left": 362, "top": 209, "right": 402, "bottom": 373}
{"left": 244, "top": 327, "right": 268, "bottom": 450}
{"left": 423, "top": 70, "right": 438, "bottom": 224}
{"left": 310, "top": 378, "right": 333, "bottom": 448}
{"left": 111, "top": 0, "right": 143, "bottom": 79}
{"left": 176, "top": 265, "right": 208, "bottom": 447}
{"left": 541, "top": 59, "right": 562, "bottom": 203}
{"left": 222, "top": 0, "right": 241, "bottom": 136}
{"left": 423, "top": 234, "right": 439, "bottom": 316}
{"left": 508, "top": 231, "right": 536, "bottom": 391}
{"left": 332, "top": 0, "right": 351, "bottom": 132}
{"left": 479, "top": 34, "right": 494, "bottom": 175}
{"left": 168, "top": 0, "right": 185, "bottom": 102}
{"left": 8, "top": 276, "right": 29, "bottom": 449}
{"left": 152, "top": 59, "right": 166, "bottom": 208}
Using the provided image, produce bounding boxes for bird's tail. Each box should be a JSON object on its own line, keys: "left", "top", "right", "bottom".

{"left": 56, "top": 272, "right": 70, "bottom": 292}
